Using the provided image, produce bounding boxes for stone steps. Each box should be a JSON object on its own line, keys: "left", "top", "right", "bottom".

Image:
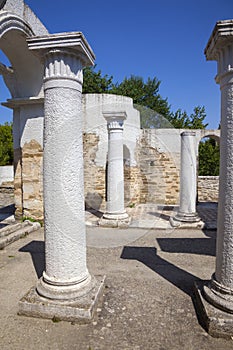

{"left": 0, "top": 220, "right": 41, "bottom": 249}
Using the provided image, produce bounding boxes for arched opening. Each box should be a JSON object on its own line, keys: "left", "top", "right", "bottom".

{"left": 197, "top": 134, "right": 220, "bottom": 225}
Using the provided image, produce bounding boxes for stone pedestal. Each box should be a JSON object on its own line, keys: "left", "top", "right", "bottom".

{"left": 194, "top": 20, "right": 233, "bottom": 338}
{"left": 18, "top": 32, "right": 105, "bottom": 322}
{"left": 100, "top": 112, "right": 130, "bottom": 228}
{"left": 171, "top": 131, "right": 201, "bottom": 227}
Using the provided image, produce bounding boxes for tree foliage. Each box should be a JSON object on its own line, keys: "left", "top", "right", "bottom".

{"left": 111, "top": 75, "right": 171, "bottom": 122}
{"left": 199, "top": 138, "right": 220, "bottom": 176}
{"left": 0, "top": 122, "right": 13, "bottom": 166}
{"left": 168, "top": 106, "right": 208, "bottom": 129}
{"left": 83, "top": 66, "right": 208, "bottom": 129}
{"left": 82, "top": 66, "right": 113, "bottom": 93}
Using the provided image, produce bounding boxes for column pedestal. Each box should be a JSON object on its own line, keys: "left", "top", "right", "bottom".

{"left": 194, "top": 20, "right": 233, "bottom": 338}
{"left": 99, "top": 112, "right": 130, "bottom": 228}
{"left": 18, "top": 33, "right": 105, "bottom": 323}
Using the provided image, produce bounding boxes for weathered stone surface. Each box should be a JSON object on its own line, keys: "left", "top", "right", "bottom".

{"left": 194, "top": 19, "right": 233, "bottom": 339}
{"left": 198, "top": 176, "right": 219, "bottom": 202}
{"left": 18, "top": 275, "right": 105, "bottom": 323}
{"left": 194, "top": 281, "right": 233, "bottom": 339}
{"left": 22, "top": 140, "right": 43, "bottom": 220}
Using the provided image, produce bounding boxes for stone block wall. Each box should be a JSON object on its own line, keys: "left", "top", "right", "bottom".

{"left": 136, "top": 133, "right": 180, "bottom": 205}
{"left": 83, "top": 133, "right": 106, "bottom": 210}
{"left": 21, "top": 140, "right": 43, "bottom": 220}
{"left": 198, "top": 176, "right": 219, "bottom": 202}
{"left": 10, "top": 94, "right": 220, "bottom": 220}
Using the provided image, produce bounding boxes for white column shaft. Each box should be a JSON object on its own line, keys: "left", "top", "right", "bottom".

{"left": 38, "top": 49, "right": 91, "bottom": 298}
{"left": 174, "top": 131, "right": 199, "bottom": 223}
{"left": 215, "top": 75, "right": 233, "bottom": 289}
{"left": 179, "top": 131, "right": 197, "bottom": 214}
{"left": 107, "top": 128, "right": 125, "bottom": 214}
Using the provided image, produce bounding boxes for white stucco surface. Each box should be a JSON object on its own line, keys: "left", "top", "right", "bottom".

{"left": 83, "top": 94, "right": 141, "bottom": 167}
{"left": 0, "top": 165, "right": 13, "bottom": 185}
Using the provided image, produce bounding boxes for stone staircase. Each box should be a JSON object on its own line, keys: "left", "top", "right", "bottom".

{"left": 0, "top": 220, "right": 41, "bottom": 249}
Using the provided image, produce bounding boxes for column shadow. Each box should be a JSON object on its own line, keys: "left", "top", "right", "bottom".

{"left": 19, "top": 240, "right": 45, "bottom": 278}
{"left": 156, "top": 236, "right": 216, "bottom": 256}
{"left": 121, "top": 246, "right": 201, "bottom": 296}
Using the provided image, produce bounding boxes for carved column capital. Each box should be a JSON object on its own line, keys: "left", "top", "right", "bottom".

{"left": 103, "top": 112, "right": 127, "bottom": 131}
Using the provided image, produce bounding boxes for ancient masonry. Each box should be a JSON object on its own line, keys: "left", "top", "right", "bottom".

{"left": 10, "top": 94, "right": 220, "bottom": 220}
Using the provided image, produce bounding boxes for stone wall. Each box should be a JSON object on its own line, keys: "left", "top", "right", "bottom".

{"left": 9, "top": 93, "right": 220, "bottom": 220}
{"left": 21, "top": 140, "right": 43, "bottom": 220}
{"left": 83, "top": 133, "right": 105, "bottom": 210}
{"left": 0, "top": 166, "right": 13, "bottom": 186}
{"left": 198, "top": 176, "right": 219, "bottom": 202}
{"left": 136, "top": 131, "right": 180, "bottom": 205}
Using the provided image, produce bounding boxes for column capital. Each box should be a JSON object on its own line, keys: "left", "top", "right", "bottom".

{"left": 27, "top": 31, "right": 95, "bottom": 67}
{"left": 103, "top": 111, "right": 127, "bottom": 131}
{"left": 28, "top": 32, "right": 95, "bottom": 91}
{"left": 181, "top": 130, "right": 196, "bottom": 137}
{"left": 205, "top": 20, "right": 233, "bottom": 83}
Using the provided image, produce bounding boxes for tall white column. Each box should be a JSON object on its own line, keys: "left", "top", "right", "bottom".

{"left": 100, "top": 112, "right": 130, "bottom": 227}
{"left": 19, "top": 33, "right": 104, "bottom": 322}
{"left": 38, "top": 47, "right": 94, "bottom": 300}
{"left": 195, "top": 20, "right": 233, "bottom": 338}
{"left": 173, "top": 131, "right": 200, "bottom": 223}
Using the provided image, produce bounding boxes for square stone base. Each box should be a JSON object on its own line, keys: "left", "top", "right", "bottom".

{"left": 18, "top": 275, "right": 105, "bottom": 323}
{"left": 194, "top": 280, "right": 233, "bottom": 339}
{"left": 170, "top": 217, "right": 205, "bottom": 229}
{"left": 99, "top": 217, "right": 131, "bottom": 228}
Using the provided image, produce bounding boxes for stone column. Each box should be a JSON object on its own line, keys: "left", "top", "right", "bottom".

{"left": 100, "top": 112, "right": 130, "bottom": 227}
{"left": 195, "top": 20, "right": 233, "bottom": 338}
{"left": 18, "top": 33, "right": 104, "bottom": 322}
{"left": 172, "top": 131, "right": 200, "bottom": 225}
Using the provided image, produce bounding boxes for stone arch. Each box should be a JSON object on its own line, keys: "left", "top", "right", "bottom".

{"left": 0, "top": 12, "right": 44, "bottom": 98}
{"left": 196, "top": 129, "right": 220, "bottom": 145}
{"left": 0, "top": 3, "right": 48, "bottom": 218}
{"left": 0, "top": 11, "right": 34, "bottom": 38}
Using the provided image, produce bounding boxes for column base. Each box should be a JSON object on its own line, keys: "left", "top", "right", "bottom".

{"left": 194, "top": 280, "right": 233, "bottom": 339}
{"left": 18, "top": 275, "right": 105, "bottom": 323}
{"left": 170, "top": 211, "right": 204, "bottom": 228}
{"left": 99, "top": 211, "right": 131, "bottom": 228}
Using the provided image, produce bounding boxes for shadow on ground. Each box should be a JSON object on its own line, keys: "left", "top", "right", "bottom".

{"left": 156, "top": 236, "right": 216, "bottom": 256}
{"left": 121, "top": 246, "right": 202, "bottom": 296}
{"left": 19, "top": 240, "right": 45, "bottom": 278}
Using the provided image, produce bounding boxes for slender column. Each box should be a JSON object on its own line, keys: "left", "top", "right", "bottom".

{"left": 194, "top": 20, "right": 233, "bottom": 338}
{"left": 19, "top": 33, "right": 104, "bottom": 322}
{"left": 100, "top": 112, "right": 129, "bottom": 227}
{"left": 174, "top": 131, "right": 200, "bottom": 223}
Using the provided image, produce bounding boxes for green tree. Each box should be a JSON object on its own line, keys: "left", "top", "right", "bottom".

{"left": 83, "top": 66, "right": 209, "bottom": 130}
{"left": 0, "top": 122, "right": 13, "bottom": 166}
{"left": 83, "top": 66, "right": 114, "bottom": 93}
{"left": 199, "top": 138, "right": 220, "bottom": 176}
{"left": 112, "top": 75, "right": 171, "bottom": 123}
{"left": 168, "top": 106, "right": 208, "bottom": 129}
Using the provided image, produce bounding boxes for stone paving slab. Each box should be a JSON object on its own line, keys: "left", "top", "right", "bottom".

{"left": 1, "top": 226, "right": 233, "bottom": 349}
{"left": 85, "top": 202, "right": 218, "bottom": 230}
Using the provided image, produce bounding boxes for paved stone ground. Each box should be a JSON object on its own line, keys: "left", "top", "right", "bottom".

{"left": 1, "top": 192, "right": 228, "bottom": 350}
{"left": 1, "top": 225, "right": 233, "bottom": 350}
{"left": 86, "top": 202, "right": 218, "bottom": 230}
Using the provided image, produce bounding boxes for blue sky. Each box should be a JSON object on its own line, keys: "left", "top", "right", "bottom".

{"left": 0, "top": 0, "right": 233, "bottom": 128}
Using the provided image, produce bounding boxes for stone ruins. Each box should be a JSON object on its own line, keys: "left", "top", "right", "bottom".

{"left": 0, "top": 0, "right": 233, "bottom": 338}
